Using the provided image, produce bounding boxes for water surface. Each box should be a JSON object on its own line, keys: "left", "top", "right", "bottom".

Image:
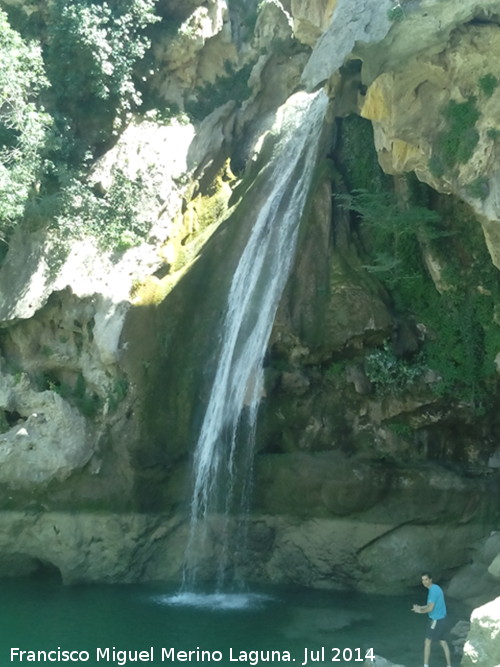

{"left": 0, "top": 577, "right": 467, "bottom": 666}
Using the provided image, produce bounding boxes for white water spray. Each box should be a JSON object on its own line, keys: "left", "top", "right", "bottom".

{"left": 182, "top": 89, "right": 329, "bottom": 591}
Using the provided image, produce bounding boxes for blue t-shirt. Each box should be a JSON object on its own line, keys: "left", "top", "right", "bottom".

{"left": 427, "top": 583, "right": 447, "bottom": 620}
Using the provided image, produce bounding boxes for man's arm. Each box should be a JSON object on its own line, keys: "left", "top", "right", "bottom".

{"left": 412, "top": 602, "right": 435, "bottom": 614}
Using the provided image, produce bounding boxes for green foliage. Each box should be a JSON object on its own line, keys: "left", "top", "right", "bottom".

{"left": 45, "top": 0, "right": 159, "bottom": 143}
{"left": 47, "top": 372, "right": 101, "bottom": 417}
{"left": 441, "top": 98, "right": 480, "bottom": 166}
{"left": 0, "top": 1, "right": 164, "bottom": 254}
{"left": 430, "top": 98, "right": 480, "bottom": 176}
{"left": 324, "top": 360, "right": 347, "bottom": 382}
{"left": 47, "top": 370, "right": 128, "bottom": 415}
{"left": 420, "top": 199, "right": 500, "bottom": 411}
{"left": 365, "top": 343, "right": 425, "bottom": 395}
{"left": 337, "top": 188, "right": 442, "bottom": 282}
{"left": 424, "top": 295, "right": 486, "bottom": 404}
{"left": 342, "top": 181, "right": 500, "bottom": 410}
{"left": 0, "top": 8, "right": 52, "bottom": 239}
{"left": 479, "top": 73, "right": 498, "bottom": 98}
{"left": 54, "top": 169, "right": 156, "bottom": 251}
{"left": 388, "top": 421, "right": 413, "bottom": 438}
{"left": 185, "top": 62, "right": 253, "bottom": 121}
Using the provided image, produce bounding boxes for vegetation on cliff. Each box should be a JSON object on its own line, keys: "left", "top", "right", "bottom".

{"left": 0, "top": 0, "right": 159, "bottom": 255}
{"left": 342, "top": 185, "right": 500, "bottom": 412}
{"left": 0, "top": 8, "right": 50, "bottom": 243}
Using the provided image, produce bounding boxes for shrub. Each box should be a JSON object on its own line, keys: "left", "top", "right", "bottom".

{"left": 479, "top": 73, "right": 498, "bottom": 98}
{"left": 365, "top": 343, "right": 424, "bottom": 395}
{"left": 45, "top": 0, "right": 159, "bottom": 145}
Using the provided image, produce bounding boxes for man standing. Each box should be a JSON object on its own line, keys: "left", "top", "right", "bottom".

{"left": 412, "top": 572, "right": 452, "bottom": 667}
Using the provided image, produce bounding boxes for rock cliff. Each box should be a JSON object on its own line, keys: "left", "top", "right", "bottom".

{"left": 0, "top": 2, "right": 500, "bottom": 650}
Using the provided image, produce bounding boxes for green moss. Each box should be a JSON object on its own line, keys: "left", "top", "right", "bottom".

{"left": 429, "top": 98, "right": 481, "bottom": 176}
{"left": 336, "top": 115, "right": 390, "bottom": 192}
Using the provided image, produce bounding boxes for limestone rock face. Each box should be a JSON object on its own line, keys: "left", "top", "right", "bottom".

{"left": 152, "top": 0, "right": 237, "bottom": 109}
{"left": 301, "top": 0, "right": 392, "bottom": 91}
{"left": 0, "top": 511, "right": 177, "bottom": 583}
{"left": 0, "top": 370, "right": 90, "bottom": 485}
{"left": 250, "top": 451, "right": 495, "bottom": 592}
{"left": 360, "top": 24, "right": 500, "bottom": 267}
{"left": 462, "top": 597, "right": 500, "bottom": 667}
{"left": 0, "top": 117, "right": 194, "bottom": 326}
{"left": 291, "top": 0, "right": 337, "bottom": 47}
{"left": 447, "top": 533, "right": 500, "bottom": 607}
{"left": 0, "top": 95, "right": 233, "bottom": 518}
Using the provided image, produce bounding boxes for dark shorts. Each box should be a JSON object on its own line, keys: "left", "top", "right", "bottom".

{"left": 425, "top": 617, "right": 448, "bottom": 642}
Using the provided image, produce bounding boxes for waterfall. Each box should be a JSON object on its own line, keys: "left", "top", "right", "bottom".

{"left": 182, "top": 89, "right": 329, "bottom": 591}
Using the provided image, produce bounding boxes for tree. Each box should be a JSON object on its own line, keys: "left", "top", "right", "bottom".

{"left": 45, "top": 0, "right": 159, "bottom": 148}
{"left": 0, "top": 8, "right": 51, "bottom": 240}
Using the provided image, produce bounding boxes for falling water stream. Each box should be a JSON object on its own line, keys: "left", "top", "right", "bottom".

{"left": 180, "top": 89, "right": 329, "bottom": 595}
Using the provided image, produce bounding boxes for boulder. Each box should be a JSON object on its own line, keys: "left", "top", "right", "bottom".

{"left": 462, "top": 597, "right": 500, "bottom": 667}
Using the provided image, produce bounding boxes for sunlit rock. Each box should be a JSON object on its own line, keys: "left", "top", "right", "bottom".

{"left": 291, "top": 0, "right": 337, "bottom": 47}
{"left": 152, "top": 0, "right": 237, "bottom": 109}
{"left": 0, "top": 367, "right": 90, "bottom": 485}
{"left": 301, "top": 0, "right": 392, "bottom": 91}
{"left": 462, "top": 597, "right": 500, "bottom": 667}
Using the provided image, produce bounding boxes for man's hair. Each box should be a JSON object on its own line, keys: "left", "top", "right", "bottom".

{"left": 421, "top": 572, "right": 433, "bottom": 580}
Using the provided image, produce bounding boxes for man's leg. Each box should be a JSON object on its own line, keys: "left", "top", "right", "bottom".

{"left": 440, "top": 640, "right": 452, "bottom": 667}
{"left": 424, "top": 638, "right": 431, "bottom": 666}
